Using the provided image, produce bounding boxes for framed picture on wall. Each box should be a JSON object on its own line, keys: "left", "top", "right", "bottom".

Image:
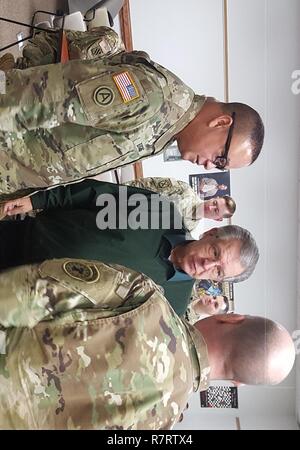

{"left": 185, "top": 280, "right": 234, "bottom": 325}
{"left": 192, "top": 279, "right": 234, "bottom": 307}
{"left": 189, "top": 171, "right": 231, "bottom": 199}
{"left": 200, "top": 386, "right": 238, "bottom": 408}
{"left": 221, "top": 281, "right": 235, "bottom": 312}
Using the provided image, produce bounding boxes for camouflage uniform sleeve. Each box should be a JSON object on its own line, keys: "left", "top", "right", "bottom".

{"left": 0, "top": 52, "right": 164, "bottom": 133}
{"left": 124, "top": 177, "right": 177, "bottom": 194}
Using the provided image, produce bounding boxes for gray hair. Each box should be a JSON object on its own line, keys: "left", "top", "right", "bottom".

{"left": 216, "top": 225, "right": 259, "bottom": 283}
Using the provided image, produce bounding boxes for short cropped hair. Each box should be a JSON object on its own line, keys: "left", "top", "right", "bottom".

{"left": 216, "top": 225, "right": 259, "bottom": 283}
{"left": 222, "top": 195, "right": 236, "bottom": 219}
{"left": 222, "top": 102, "right": 265, "bottom": 164}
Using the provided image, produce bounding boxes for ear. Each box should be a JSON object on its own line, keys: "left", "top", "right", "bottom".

{"left": 208, "top": 114, "right": 233, "bottom": 129}
{"left": 214, "top": 313, "right": 245, "bottom": 325}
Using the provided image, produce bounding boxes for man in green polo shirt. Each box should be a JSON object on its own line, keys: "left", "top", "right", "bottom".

{"left": 0, "top": 180, "right": 259, "bottom": 315}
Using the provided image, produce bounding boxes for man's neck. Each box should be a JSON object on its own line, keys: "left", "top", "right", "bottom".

{"left": 195, "top": 320, "right": 227, "bottom": 380}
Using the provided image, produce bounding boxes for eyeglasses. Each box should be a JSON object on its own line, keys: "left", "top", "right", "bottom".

{"left": 213, "top": 112, "right": 236, "bottom": 170}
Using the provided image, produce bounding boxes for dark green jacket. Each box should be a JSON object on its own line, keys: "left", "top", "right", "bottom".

{"left": 25, "top": 180, "right": 194, "bottom": 315}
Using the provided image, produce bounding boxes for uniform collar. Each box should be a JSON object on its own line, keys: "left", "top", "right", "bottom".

{"left": 153, "top": 95, "right": 206, "bottom": 154}
{"left": 182, "top": 319, "right": 210, "bottom": 392}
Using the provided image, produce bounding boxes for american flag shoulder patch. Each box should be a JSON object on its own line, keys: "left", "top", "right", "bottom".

{"left": 112, "top": 71, "right": 140, "bottom": 103}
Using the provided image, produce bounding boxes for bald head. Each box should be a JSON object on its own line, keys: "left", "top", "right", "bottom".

{"left": 229, "top": 316, "right": 295, "bottom": 385}
{"left": 196, "top": 314, "right": 295, "bottom": 386}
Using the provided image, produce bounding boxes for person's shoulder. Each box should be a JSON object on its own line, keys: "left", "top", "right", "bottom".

{"left": 177, "top": 180, "right": 198, "bottom": 197}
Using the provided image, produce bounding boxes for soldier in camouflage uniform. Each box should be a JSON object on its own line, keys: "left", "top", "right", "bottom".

{"left": 0, "top": 258, "right": 295, "bottom": 429}
{"left": 15, "top": 26, "right": 125, "bottom": 68}
{"left": 0, "top": 48, "right": 204, "bottom": 199}
{"left": 125, "top": 177, "right": 236, "bottom": 231}
{"left": 0, "top": 258, "right": 210, "bottom": 429}
{"left": 0, "top": 25, "right": 264, "bottom": 199}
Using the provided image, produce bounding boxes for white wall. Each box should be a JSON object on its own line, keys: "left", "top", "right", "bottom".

{"left": 130, "top": 0, "right": 224, "bottom": 181}
{"left": 175, "top": 390, "right": 298, "bottom": 430}
{"left": 130, "top": 0, "right": 300, "bottom": 429}
{"left": 130, "top": 0, "right": 225, "bottom": 239}
{"left": 227, "top": 0, "right": 300, "bottom": 429}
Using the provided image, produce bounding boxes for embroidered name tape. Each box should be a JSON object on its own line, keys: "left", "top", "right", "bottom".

{"left": 112, "top": 71, "right": 140, "bottom": 103}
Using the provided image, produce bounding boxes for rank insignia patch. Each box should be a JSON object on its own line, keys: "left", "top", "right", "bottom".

{"left": 63, "top": 261, "right": 100, "bottom": 283}
{"left": 112, "top": 71, "right": 140, "bottom": 103}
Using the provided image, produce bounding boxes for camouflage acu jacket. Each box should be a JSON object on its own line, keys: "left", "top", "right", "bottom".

{"left": 0, "top": 45, "right": 205, "bottom": 198}
{"left": 125, "top": 177, "right": 203, "bottom": 232}
{"left": 0, "top": 259, "right": 210, "bottom": 430}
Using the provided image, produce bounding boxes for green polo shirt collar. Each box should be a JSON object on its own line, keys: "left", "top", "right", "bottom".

{"left": 161, "top": 233, "right": 192, "bottom": 281}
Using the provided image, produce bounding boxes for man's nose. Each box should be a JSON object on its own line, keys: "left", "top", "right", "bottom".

{"left": 203, "top": 259, "right": 218, "bottom": 270}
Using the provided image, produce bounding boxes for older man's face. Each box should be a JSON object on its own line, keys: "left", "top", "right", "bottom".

{"left": 170, "top": 233, "right": 244, "bottom": 280}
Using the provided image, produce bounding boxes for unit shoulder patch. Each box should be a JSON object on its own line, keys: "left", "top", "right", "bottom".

{"left": 62, "top": 261, "right": 100, "bottom": 283}
{"left": 93, "top": 86, "right": 114, "bottom": 106}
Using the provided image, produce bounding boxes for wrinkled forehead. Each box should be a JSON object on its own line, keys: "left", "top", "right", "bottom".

{"left": 215, "top": 235, "right": 236, "bottom": 247}
{"left": 214, "top": 237, "right": 243, "bottom": 258}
